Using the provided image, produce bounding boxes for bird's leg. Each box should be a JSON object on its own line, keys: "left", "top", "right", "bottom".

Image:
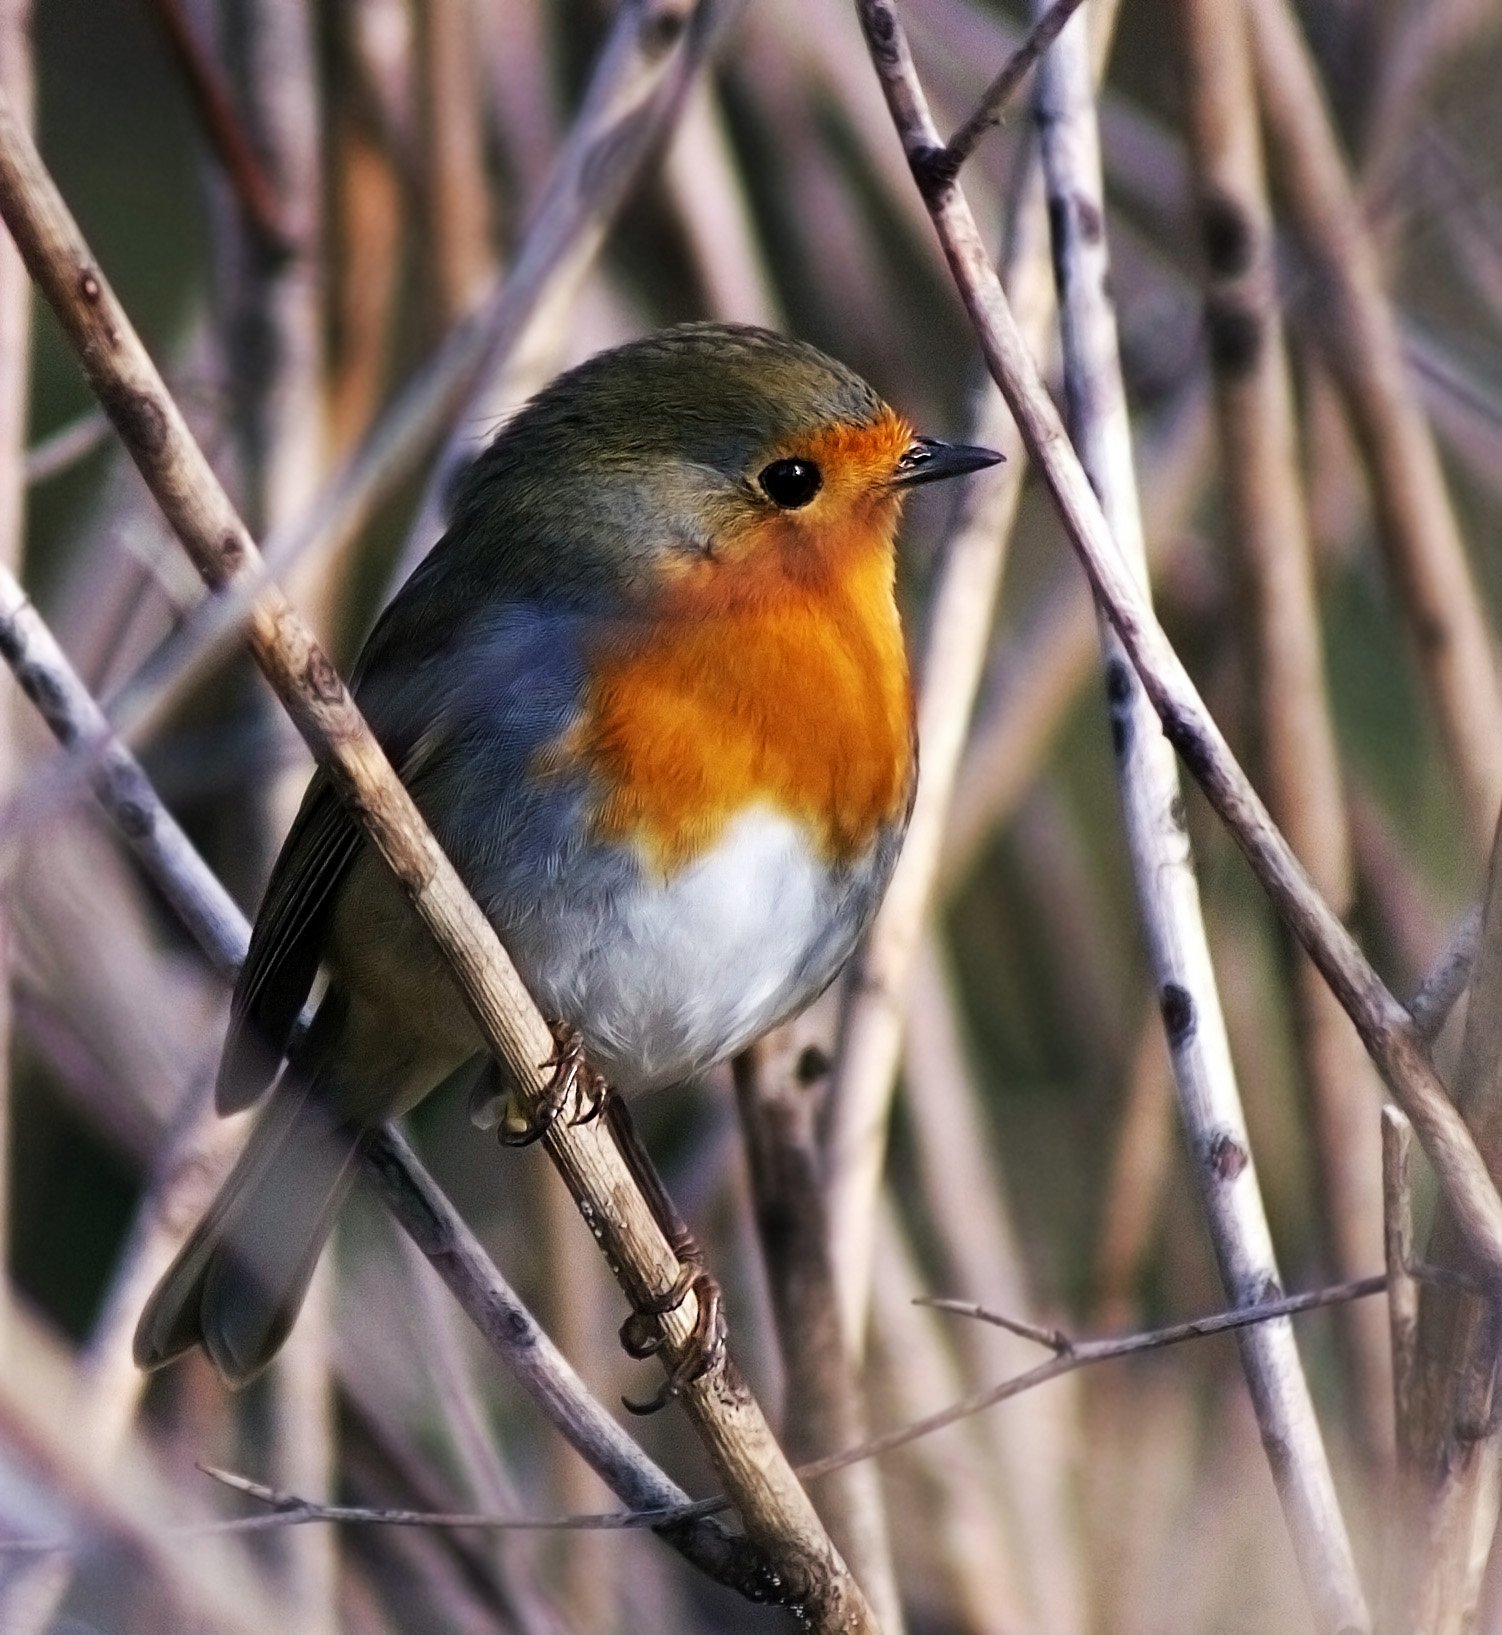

{"left": 494, "top": 1021, "right": 599, "bottom": 1147}
{"left": 605, "top": 1093, "right": 726, "bottom": 1415}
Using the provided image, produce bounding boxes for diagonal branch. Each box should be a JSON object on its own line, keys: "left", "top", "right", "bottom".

{"left": 1025, "top": 5, "right": 1363, "bottom": 1624}
{"left": 0, "top": 92, "right": 876, "bottom": 1634}
{"left": 850, "top": 0, "right": 1502, "bottom": 1291}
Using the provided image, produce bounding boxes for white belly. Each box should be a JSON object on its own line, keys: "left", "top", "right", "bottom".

{"left": 503, "top": 806, "right": 881, "bottom": 1092}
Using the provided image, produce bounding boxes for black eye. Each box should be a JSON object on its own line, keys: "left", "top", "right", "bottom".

{"left": 758, "top": 458, "right": 822, "bottom": 509}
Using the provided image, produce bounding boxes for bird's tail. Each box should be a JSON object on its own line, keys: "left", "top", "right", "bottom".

{"left": 133, "top": 1074, "right": 367, "bottom": 1387}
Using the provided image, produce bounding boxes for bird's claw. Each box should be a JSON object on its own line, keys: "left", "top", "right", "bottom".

{"left": 621, "top": 1270, "right": 725, "bottom": 1416}
{"left": 497, "top": 1022, "right": 608, "bottom": 1147}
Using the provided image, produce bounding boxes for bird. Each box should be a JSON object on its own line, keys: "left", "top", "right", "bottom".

{"left": 133, "top": 322, "right": 1002, "bottom": 1389}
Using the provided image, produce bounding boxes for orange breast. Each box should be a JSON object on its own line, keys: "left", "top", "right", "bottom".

{"left": 555, "top": 508, "right": 914, "bottom": 875}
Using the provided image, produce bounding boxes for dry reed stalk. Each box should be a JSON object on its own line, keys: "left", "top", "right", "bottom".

{"left": 937, "top": 378, "right": 1211, "bottom": 896}
{"left": 661, "top": 77, "right": 782, "bottom": 330}
{"left": 103, "top": 0, "right": 718, "bottom": 761}
{"left": 1391, "top": 818, "right": 1502, "bottom": 1631}
{"left": 0, "top": 103, "right": 876, "bottom": 1632}
{"left": 210, "top": 10, "right": 337, "bottom": 1627}
{"left": 393, "top": 1230, "right": 570, "bottom": 1635}
{"left": 854, "top": 0, "right": 1502, "bottom": 1305}
{"left": 1021, "top": 7, "right": 1363, "bottom": 1622}
{"left": 405, "top": 0, "right": 721, "bottom": 559}
{"left": 902, "top": 935, "right": 1086, "bottom": 1632}
{"left": 825, "top": 0, "right": 1134, "bottom": 1343}
{"left": 1245, "top": 0, "right": 1502, "bottom": 859}
{"left": 823, "top": 161, "right": 1043, "bottom": 1348}
{"left": 1090, "top": 1006, "right": 1175, "bottom": 1328}
{"left": 418, "top": 0, "right": 493, "bottom": 327}
{"left": 733, "top": 1035, "right": 906, "bottom": 1635}
{"left": 0, "top": 1307, "right": 286, "bottom": 1634}
{"left": 0, "top": 0, "right": 30, "bottom": 1356}
{"left": 868, "top": 1208, "right": 1028, "bottom": 1635}
{"left": 1175, "top": 0, "right": 1389, "bottom": 1457}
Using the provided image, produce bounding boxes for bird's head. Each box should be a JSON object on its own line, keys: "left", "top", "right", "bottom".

{"left": 443, "top": 323, "right": 1002, "bottom": 610}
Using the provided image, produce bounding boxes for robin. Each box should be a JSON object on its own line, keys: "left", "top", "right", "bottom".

{"left": 134, "top": 323, "right": 1001, "bottom": 1389}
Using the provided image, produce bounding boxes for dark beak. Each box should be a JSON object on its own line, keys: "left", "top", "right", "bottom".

{"left": 892, "top": 436, "right": 1004, "bottom": 488}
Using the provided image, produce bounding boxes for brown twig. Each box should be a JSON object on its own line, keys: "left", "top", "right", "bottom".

{"left": 1245, "top": 0, "right": 1502, "bottom": 860}
{"left": 17, "top": 1270, "right": 1404, "bottom": 1551}
{"left": 852, "top": 0, "right": 1502, "bottom": 1292}
{"left": 143, "top": 0, "right": 295, "bottom": 256}
{"left": 938, "top": 0, "right": 1089, "bottom": 176}
{"left": 0, "top": 95, "right": 874, "bottom": 1632}
{"left": 732, "top": 1038, "right": 905, "bottom": 1633}
{"left": 1382, "top": 1107, "right": 1419, "bottom": 1478}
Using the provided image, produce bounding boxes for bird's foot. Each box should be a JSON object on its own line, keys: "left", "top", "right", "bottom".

{"left": 620, "top": 1260, "right": 726, "bottom": 1416}
{"left": 496, "top": 1021, "right": 608, "bottom": 1147}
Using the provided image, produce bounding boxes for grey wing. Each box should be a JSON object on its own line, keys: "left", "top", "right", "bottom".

{"left": 215, "top": 772, "right": 360, "bottom": 1113}
{"left": 214, "top": 596, "right": 591, "bottom": 1114}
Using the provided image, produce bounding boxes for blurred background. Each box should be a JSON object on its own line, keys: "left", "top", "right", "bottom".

{"left": 3, "top": 0, "right": 1502, "bottom": 1630}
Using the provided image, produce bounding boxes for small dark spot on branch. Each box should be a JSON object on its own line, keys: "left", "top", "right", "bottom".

{"left": 1110, "top": 711, "right": 1131, "bottom": 757}
{"left": 1169, "top": 793, "right": 1187, "bottom": 832}
{"left": 1206, "top": 295, "right": 1263, "bottom": 376}
{"left": 217, "top": 531, "right": 246, "bottom": 573}
{"left": 0, "top": 620, "right": 23, "bottom": 668}
{"left": 641, "top": 2, "right": 688, "bottom": 55}
{"left": 1159, "top": 704, "right": 1213, "bottom": 781}
{"left": 1206, "top": 1129, "right": 1248, "bottom": 1182}
{"left": 304, "top": 646, "right": 344, "bottom": 703}
{"left": 1199, "top": 192, "right": 1254, "bottom": 279}
{"left": 795, "top": 1044, "right": 830, "bottom": 1086}
{"left": 1105, "top": 658, "right": 1133, "bottom": 705}
{"left": 1160, "top": 982, "right": 1196, "bottom": 1046}
{"left": 868, "top": 2, "right": 898, "bottom": 53}
{"left": 1075, "top": 195, "right": 1102, "bottom": 243}
{"left": 99, "top": 383, "right": 168, "bottom": 457}
{"left": 1415, "top": 615, "right": 1450, "bottom": 653}
{"left": 114, "top": 795, "right": 156, "bottom": 841}
{"left": 912, "top": 144, "right": 957, "bottom": 203}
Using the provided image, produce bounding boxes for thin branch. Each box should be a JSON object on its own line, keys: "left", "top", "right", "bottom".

{"left": 732, "top": 1038, "right": 905, "bottom": 1634}
{"left": 0, "top": 98, "right": 874, "bottom": 1632}
{"left": 22, "top": 406, "right": 109, "bottom": 485}
{"left": 1408, "top": 906, "right": 1481, "bottom": 1042}
{"left": 1024, "top": 5, "right": 1364, "bottom": 1620}
{"left": 143, "top": 0, "right": 295, "bottom": 256}
{"left": 851, "top": 0, "right": 1502, "bottom": 1289}
{"left": 102, "top": 0, "right": 723, "bottom": 769}
{"left": 1395, "top": 814, "right": 1502, "bottom": 1630}
{"left": 0, "top": 1272, "right": 1402, "bottom": 1555}
{"left": 1176, "top": 0, "right": 1389, "bottom": 1460}
{"left": 1245, "top": 0, "right": 1502, "bottom": 859}
{"left": 939, "top": 0, "right": 1089, "bottom": 177}
{"left": 1383, "top": 1107, "right": 1419, "bottom": 1477}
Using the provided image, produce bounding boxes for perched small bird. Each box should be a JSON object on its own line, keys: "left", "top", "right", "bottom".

{"left": 134, "top": 323, "right": 1001, "bottom": 1387}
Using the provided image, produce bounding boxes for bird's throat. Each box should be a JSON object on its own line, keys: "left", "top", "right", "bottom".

{"left": 554, "top": 537, "right": 914, "bottom": 875}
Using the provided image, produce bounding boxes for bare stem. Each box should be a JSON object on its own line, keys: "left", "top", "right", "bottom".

{"left": 940, "top": 0, "right": 1089, "bottom": 174}
{"left": 1245, "top": 0, "right": 1502, "bottom": 859}
{"left": 851, "top": 0, "right": 1502, "bottom": 1292}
